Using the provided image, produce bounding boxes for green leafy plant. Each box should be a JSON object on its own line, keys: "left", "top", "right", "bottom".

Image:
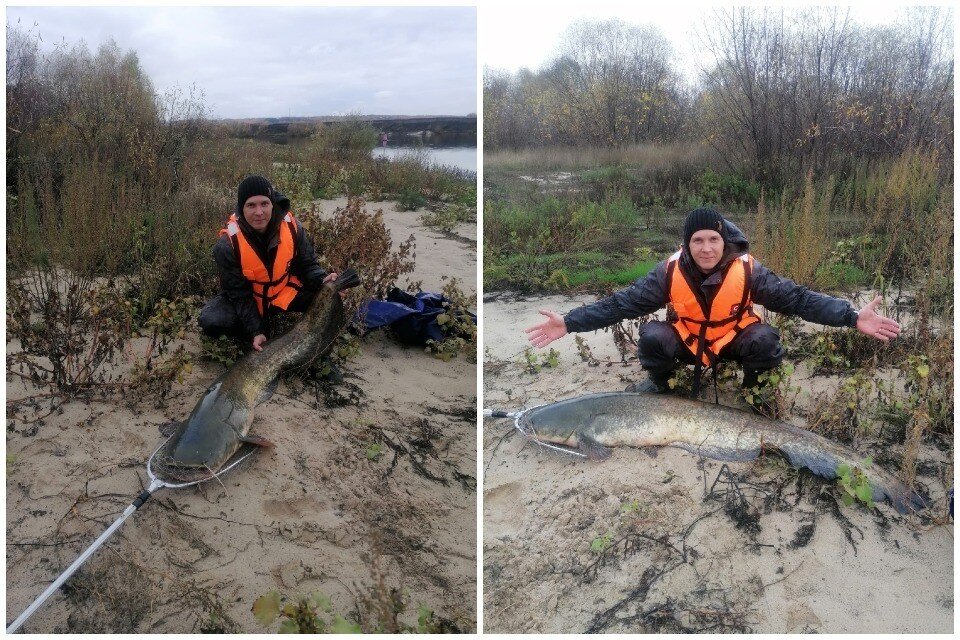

{"left": 254, "top": 560, "right": 466, "bottom": 634}
{"left": 743, "top": 362, "right": 796, "bottom": 418}
{"left": 271, "top": 162, "right": 317, "bottom": 213}
{"left": 318, "top": 333, "right": 363, "bottom": 378}
{"left": 519, "top": 347, "right": 561, "bottom": 375}
{"left": 574, "top": 335, "right": 599, "bottom": 366}
{"left": 419, "top": 203, "right": 474, "bottom": 232}
{"left": 424, "top": 278, "right": 477, "bottom": 363}
{"left": 366, "top": 443, "right": 383, "bottom": 461}
{"left": 543, "top": 348, "right": 560, "bottom": 368}
{"left": 396, "top": 187, "right": 428, "bottom": 212}
{"left": 619, "top": 498, "right": 650, "bottom": 517}
{"left": 809, "top": 331, "right": 850, "bottom": 373}
{"left": 520, "top": 347, "right": 541, "bottom": 374}
{"left": 200, "top": 334, "right": 244, "bottom": 368}
{"left": 590, "top": 531, "right": 613, "bottom": 554}
{"left": 252, "top": 590, "right": 361, "bottom": 634}
{"left": 836, "top": 458, "right": 875, "bottom": 509}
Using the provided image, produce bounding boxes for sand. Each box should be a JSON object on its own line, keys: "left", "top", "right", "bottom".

{"left": 482, "top": 292, "right": 953, "bottom": 634}
{"left": 5, "top": 199, "right": 477, "bottom": 633}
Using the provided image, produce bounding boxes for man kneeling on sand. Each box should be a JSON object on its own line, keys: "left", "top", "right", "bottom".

{"left": 199, "top": 175, "right": 342, "bottom": 352}
{"left": 524, "top": 207, "right": 901, "bottom": 413}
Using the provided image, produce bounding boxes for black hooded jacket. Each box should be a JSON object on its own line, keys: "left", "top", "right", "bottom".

{"left": 212, "top": 189, "right": 329, "bottom": 337}
{"left": 564, "top": 219, "right": 860, "bottom": 334}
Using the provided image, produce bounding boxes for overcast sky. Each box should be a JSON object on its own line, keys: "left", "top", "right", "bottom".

{"left": 6, "top": 5, "right": 477, "bottom": 119}
{"left": 481, "top": 3, "right": 914, "bottom": 82}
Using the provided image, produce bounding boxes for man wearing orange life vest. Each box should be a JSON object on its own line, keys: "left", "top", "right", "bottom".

{"left": 525, "top": 207, "right": 901, "bottom": 401}
{"left": 198, "top": 175, "right": 340, "bottom": 352}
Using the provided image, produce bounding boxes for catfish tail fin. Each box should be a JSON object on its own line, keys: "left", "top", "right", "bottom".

{"left": 332, "top": 267, "right": 362, "bottom": 292}
{"left": 881, "top": 481, "right": 928, "bottom": 515}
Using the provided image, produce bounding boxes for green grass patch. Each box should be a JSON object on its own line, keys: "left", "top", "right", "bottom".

{"left": 484, "top": 250, "right": 658, "bottom": 292}
{"left": 814, "top": 263, "right": 872, "bottom": 292}
{"left": 566, "top": 261, "right": 658, "bottom": 288}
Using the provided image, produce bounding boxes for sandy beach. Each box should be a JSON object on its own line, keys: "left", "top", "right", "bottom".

{"left": 482, "top": 292, "right": 953, "bottom": 633}
{"left": 6, "top": 199, "right": 477, "bottom": 632}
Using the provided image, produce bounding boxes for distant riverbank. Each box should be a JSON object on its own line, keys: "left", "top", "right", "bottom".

{"left": 372, "top": 145, "right": 477, "bottom": 173}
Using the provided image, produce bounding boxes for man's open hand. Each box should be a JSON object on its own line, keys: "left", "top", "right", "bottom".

{"left": 856, "top": 296, "right": 901, "bottom": 342}
{"left": 252, "top": 333, "right": 267, "bottom": 351}
{"left": 524, "top": 309, "right": 568, "bottom": 349}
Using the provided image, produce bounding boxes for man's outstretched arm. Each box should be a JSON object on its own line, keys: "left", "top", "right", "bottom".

{"left": 525, "top": 262, "right": 669, "bottom": 348}
{"left": 751, "top": 262, "right": 900, "bottom": 341}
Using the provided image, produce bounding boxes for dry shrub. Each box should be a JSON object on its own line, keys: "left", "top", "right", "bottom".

{"left": 63, "top": 556, "right": 155, "bottom": 633}
{"left": 750, "top": 170, "right": 833, "bottom": 288}
{"left": 861, "top": 150, "right": 947, "bottom": 282}
{"left": 181, "top": 137, "right": 276, "bottom": 192}
{"left": 311, "top": 117, "right": 378, "bottom": 161}
{"left": 303, "top": 197, "right": 416, "bottom": 302}
{"left": 351, "top": 548, "right": 465, "bottom": 633}
{"left": 7, "top": 274, "right": 132, "bottom": 393}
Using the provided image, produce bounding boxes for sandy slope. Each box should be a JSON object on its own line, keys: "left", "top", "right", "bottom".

{"left": 6, "top": 200, "right": 477, "bottom": 633}
{"left": 482, "top": 292, "right": 953, "bottom": 634}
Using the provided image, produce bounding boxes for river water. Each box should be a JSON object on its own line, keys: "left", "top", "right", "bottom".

{"left": 371, "top": 146, "right": 477, "bottom": 173}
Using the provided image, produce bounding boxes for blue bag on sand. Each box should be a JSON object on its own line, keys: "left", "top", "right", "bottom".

{"left": 359, "top": 287, "right": 475, "bottom": 346}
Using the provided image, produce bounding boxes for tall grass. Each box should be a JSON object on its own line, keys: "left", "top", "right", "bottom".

{"left": 750, "top": 171, "right": 833, "bottom": 288}
{"left": 747, "top": 149, "right": 953, "bottom": 481}
{"left": 484, "top": 142, "right": 714, "bottom": 173}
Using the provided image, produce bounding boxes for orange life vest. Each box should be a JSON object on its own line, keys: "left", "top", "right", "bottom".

{"left": 219, "top": 212, "right": 303, "bottom": 316}
{"left": 666, "top": 250, "right": 761, "bottom": 367}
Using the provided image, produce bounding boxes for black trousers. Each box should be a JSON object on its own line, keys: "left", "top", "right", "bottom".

{"left": 198, "top": 288, "right": 319, "bottom": 339}
{"left": 637, "top": 320, "right": 784, "bottom": 373}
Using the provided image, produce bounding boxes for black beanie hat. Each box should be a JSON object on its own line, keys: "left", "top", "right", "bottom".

{"left": 683, "top": 207, "right": 726, "bottom": 247}
{"left": 237, "top": 175, "right": 273, "bottom": 212}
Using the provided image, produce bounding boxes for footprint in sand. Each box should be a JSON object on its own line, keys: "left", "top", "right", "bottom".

{"left": 483, "top": 482, "right": 526, "bottom": 537}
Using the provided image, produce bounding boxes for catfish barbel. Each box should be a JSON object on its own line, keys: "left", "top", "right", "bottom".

{"left": 505, "top": 392, "right": 926, "bottom": 514}
{"left": 158, "top": 268, "right": 362, "bottom": 476}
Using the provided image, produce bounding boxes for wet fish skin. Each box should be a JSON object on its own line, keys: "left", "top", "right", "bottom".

{"left": 518, "top": 392, "right": 927, "bottom": 514}
{"left": 168, "top": 268, "right": 362, "bottom": 471}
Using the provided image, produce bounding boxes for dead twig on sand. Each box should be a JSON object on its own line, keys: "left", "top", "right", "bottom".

{"left": 484, "top": 428, "right": 516, "bottom": 474}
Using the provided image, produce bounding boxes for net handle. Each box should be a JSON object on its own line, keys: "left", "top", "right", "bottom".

{"left": 6, "top": 478, "right": 164, "bottom": 633}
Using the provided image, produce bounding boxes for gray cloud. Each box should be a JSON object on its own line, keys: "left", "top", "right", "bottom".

{"left": 7, "top": 6, "right": 477, "bottom": 118}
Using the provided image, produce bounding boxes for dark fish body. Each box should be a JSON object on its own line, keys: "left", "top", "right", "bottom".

{"left": 165, "top": 268, "right": 363, "bottom": 473}
{"left": 518, "top": 392, "right": 926, "bottom": 514}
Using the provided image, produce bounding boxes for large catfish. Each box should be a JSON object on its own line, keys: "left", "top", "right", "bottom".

{"left": 516, "top": 392, "right": 927, "bottom": 514}
{"left": 158, "top": 268, "right": 362, "bottom": 477}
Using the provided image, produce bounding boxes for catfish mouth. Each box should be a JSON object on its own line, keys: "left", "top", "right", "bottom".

{"left": 169, "top": 447, "right": 222, "bottom": 474}
{"left": 152, "top": 435, "right": 229, "bottom": 482}
{"left": 171, "top": 452, "right": 217, "bottom": 469}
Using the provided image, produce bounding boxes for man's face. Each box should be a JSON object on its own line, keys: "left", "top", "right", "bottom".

{"left": 242, "top": 195, "right": 273, "bottom": 232}
{"left": 689, "top": 229, "right": 724, "bottom": 272}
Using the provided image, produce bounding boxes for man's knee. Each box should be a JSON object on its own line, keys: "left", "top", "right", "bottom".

{"left": 736, "top": 324, "right": 785, "bottom": 368}
{"left": 637, "top": 321, "right": 685, "bottom": 370}
{"left": 198, "top": 295, "right": 241, "bottom": 338}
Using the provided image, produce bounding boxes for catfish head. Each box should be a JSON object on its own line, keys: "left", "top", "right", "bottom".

{"left": 167, "top": 381, "right": 252, "bottom": 470}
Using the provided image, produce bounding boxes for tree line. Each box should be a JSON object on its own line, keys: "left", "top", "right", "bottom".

{"left": 484, "top": 7, "right": 953, "bottom": 181}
